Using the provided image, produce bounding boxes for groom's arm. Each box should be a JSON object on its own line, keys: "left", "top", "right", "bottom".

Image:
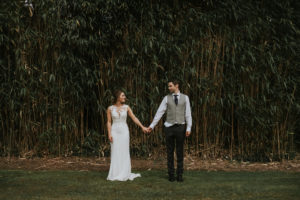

{"left": 185, "top": 95, "right": 192, "bottom": 136}
{"left": 149, "top": 96, "right": 167, "bottom": 130}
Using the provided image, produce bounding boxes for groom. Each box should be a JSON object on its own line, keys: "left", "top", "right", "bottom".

{"left": 147, "top": 80, "right": 192, "bottom": 182}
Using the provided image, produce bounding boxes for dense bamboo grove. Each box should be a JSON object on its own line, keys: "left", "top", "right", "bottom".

{"left": 0, "top": 0, "right": 299, "bottom": 161}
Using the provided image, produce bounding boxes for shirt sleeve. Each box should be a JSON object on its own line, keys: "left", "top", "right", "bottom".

{"left": 185, "top": 95, "right": 192, "bottom": 132}
{"left": 150, "top": 96, "right": 168, "bottom": 129}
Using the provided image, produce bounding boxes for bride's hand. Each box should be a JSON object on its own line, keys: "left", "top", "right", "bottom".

{"left": 142, "top": 126, "right": 148, "bottom": 134}
{"left": 108, "top": 134, "right": 113, "bottom": 143}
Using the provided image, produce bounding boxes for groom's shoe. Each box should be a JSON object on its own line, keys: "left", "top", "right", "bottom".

{"left": 177, "top": 175, "right": 183, "bottom": 182}
{"left": 168, "top": 175, "right": 175, "bottom": 182}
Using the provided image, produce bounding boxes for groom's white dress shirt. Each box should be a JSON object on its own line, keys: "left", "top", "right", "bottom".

{"left": 150, "top": 92, "right": 192, "bottom": 132}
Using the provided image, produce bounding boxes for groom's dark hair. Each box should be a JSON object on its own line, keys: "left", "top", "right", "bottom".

{"left": 169, "top": 79, "right": 180, "bottom": 87}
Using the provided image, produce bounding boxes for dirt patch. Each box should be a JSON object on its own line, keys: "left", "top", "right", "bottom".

{"left": 1, "top": 155, "right": 300, "bottom": 172}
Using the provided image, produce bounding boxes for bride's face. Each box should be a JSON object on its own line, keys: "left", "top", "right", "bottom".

{"left": 118, "top": 92, "right": 126, "bottom": 103}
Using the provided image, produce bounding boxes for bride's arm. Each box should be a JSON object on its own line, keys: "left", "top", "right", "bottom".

{"left": 106, "top": 107, "right": 113, "bottom": 142}
{"left": 127, "top": 106, "right": 147, "bottom": 133}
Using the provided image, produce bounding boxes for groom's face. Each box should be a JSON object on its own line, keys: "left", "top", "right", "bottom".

{"left": 168, "top": 82, "right": 178, "bottom": 93}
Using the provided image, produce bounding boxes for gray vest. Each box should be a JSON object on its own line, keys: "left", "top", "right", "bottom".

{"left": 166, "top": 94, "right": 186, "bottom": 124}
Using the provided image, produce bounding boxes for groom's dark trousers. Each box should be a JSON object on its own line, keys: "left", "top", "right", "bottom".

{"left": 164, "top": 124, "right": 186, "bottom": 177}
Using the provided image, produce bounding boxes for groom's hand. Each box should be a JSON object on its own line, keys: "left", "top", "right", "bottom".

{"left": 142, "top": 127, "right": 148, "bottom": 133}
{"left": 186, "top": 131, "right": 191, "bottom": 137}
{"left": 146, "top": 127, "right": 152, "bottom": 133}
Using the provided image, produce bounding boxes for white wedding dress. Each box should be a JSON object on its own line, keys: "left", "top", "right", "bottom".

{"left": 107, "top": 105, "right": 141, "bottom": 181}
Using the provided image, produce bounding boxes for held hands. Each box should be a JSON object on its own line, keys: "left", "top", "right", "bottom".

{"left": 142, "top": 126, "right": 152, "bottom": 134}
{"left": 142, "top": 126, "right": 148, "bottom": 133}
{"left": 146, "top": 127, "right": 152, "bottom": 134}
{"left": 141, "top": 126, "right": 152, "bottom": 134}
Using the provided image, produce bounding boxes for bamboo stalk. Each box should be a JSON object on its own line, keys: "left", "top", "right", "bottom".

{"left": 230, "top": 104, "right": 234, "bottom": 161}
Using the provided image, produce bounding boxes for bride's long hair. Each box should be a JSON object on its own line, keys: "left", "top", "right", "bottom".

{"left": 113, "top": 90, "right": 124, "bottom": 104}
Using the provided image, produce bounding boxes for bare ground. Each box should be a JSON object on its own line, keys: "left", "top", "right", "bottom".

{"left": 1, "top": 155, "right": 300, "bottom": 172}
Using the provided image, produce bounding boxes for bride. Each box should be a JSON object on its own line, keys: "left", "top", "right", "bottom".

{"left": 106, "top": 90, "right": 147, "bottom": 181}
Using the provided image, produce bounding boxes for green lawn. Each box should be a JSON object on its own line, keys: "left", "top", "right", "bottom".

{"left": 0, "top": 170, "right": 299, "bottom": 200}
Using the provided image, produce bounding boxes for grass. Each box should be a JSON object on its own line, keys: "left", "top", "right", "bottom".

{"left": 0, "top": 170, "right": 299, "bottom": 200}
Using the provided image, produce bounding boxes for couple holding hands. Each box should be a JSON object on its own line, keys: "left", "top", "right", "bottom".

{"left": 106, "top": 80, "right": 192, "bottom": 182}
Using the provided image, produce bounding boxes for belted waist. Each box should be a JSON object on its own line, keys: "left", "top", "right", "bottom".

{"left": 170, "top": 124, "right": 185, "bottom": 127}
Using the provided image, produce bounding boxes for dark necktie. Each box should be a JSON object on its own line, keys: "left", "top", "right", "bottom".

{"left": 174, "top": 95, "right": 178, "bottom": 105}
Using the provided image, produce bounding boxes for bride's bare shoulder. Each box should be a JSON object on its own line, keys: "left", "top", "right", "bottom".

{"left": 123, "top": 104, "right": 131, "bottom": 110}
{"left": 107, "top": 105, "right": 114, "bottom": 111}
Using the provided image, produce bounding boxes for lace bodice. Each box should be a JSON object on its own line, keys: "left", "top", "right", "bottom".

{"left": 110, "top": 105, "right": 128, "bottom": 124}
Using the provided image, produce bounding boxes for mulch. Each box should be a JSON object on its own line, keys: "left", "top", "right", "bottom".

{"left": 1, "top": 155, "right": 300, "bottom": 172}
